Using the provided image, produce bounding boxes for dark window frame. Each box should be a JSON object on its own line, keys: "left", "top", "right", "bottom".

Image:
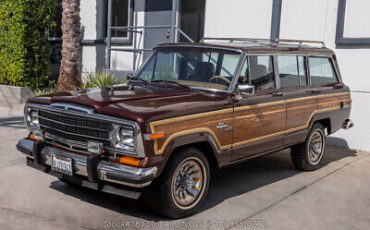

{"left": 336, "top": 0, "right": 370, "bottom": 45}
{"left": 104, "top": 0, "right": 134, "bottom": 45}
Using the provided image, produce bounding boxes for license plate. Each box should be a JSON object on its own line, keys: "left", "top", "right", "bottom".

{"left": 51, "top": 155, "right": 73, "bottom": 176}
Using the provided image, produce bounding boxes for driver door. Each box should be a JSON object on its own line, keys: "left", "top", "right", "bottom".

{"left": 232, "top": 55, "right": 286, "bottom": 161}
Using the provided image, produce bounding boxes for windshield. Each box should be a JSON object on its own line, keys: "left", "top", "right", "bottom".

{"left": 135, "top": 47, "right": 242, "bottom": 91}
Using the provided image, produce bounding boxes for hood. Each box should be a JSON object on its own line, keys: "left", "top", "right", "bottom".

{"left": 32, "top": 84, "right": 232, "bottom": 124}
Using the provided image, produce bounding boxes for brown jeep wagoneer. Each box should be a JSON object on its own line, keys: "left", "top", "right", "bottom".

{"left": 17, "top": 38, "right": 353, "bottom": 218}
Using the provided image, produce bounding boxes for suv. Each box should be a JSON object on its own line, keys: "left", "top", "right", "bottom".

{"left": 17, "top": 38, "right": 353, "bottom": 218}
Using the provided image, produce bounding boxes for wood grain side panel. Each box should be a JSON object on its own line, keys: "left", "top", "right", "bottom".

{"left": 286, "top": 99, "right": 317, "bottom": 130}
{"left": 149, "top": 92, "right": 351, "bottom": 155}
{"left": 318, "top": 94, "right": 351, "bottom": 110}
{"left": 151, "top": 110, "right": 233, "bottom": 155}
{"left": 233, "top": 104, "right": 286, "bottom": 147}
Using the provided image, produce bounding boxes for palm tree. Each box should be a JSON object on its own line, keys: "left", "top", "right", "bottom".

{"left": 57, "top": 0, "right": 81, "bottom": 93}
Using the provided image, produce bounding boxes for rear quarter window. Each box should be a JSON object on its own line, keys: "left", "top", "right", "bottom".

{"left": 309, "top": 57, "right": 338, "bottom": 86}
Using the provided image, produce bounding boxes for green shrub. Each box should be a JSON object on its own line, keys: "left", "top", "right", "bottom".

{"left": 32, "top": 87, "right": 57, "bottom": 97}
{"left": 0, "top": 0, "right": 57, "bottom": 89}
{"left": 32, "top": 72, "right": 126, "bottom": 95}
{"left": 82, "top": 72, "right": 127, "bottom": 89}
{"left": 32, "top": 80, "right": 57, "bottom": 96}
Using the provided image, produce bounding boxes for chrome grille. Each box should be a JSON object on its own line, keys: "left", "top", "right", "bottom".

{"left": 25, "top": 102, "right": 144, "bottom": 158}
{"left": 38, "top": 110, "right": 113, "bottom": 147}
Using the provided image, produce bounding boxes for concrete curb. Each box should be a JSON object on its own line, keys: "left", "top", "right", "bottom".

{"left": 0, "top": 85, "right": 32, "bottom": 110}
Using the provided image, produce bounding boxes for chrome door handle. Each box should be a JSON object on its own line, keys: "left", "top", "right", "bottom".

{"left": 272, "top": 91, "right": 285, "bottom": 97}
{"left": 307, "top": 88, "right": 320, "bottom": 93}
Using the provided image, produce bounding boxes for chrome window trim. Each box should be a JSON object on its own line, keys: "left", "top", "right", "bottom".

{"left": 230, "top": 51, "right": 335, "bottom": 93}
{"left": 229, "top": 51, "right": 247, "bottom": 93}
{"left": 135, "top": 46, "right": 244, "bottom": 94}
{"left": 26, "top": 103, "right": 145, "bottom": 158}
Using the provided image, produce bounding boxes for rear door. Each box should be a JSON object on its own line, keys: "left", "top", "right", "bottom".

{"left": 277, "top": 55, "right": 317, "bottom": 145}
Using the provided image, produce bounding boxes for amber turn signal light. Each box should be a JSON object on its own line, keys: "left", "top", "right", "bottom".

{"left": 149, "top": 132, "right": 165, "bottom": 140}
{"left": 116, "top": 155, "right": 141, "bottom": 167}
{"left": 29, "top": 133, "right": 40, "bottom": 141}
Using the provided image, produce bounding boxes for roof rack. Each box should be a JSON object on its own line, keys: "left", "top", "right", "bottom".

{"left": 200, "top": 37, "right": 273, "bottom": 45}
{"left": 277, "top": 39, "right": 326, "bottom": 47}
{"left": 200, "top": 37, "right": 326, "bottom": 48}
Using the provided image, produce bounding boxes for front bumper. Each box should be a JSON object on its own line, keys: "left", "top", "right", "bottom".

{"left": 17, "top": 139, "right": 157, "bottom": 198}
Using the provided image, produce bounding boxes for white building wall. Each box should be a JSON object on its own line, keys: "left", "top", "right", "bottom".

{"left": 204, "top": 0, "right": 370, "bottom": 151}
{"left": 204, "top": 0, "right": 273, "bottom": 38}
{"left": 80, "top": 0, "right": 98, "bottom": 39}
{"left": 80, "top": 0, "right": 100, "bottom": 76}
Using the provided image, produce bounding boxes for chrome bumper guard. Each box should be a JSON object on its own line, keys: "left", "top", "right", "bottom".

{"left": 17, "top": 139, "right": 157, "bottom": 189}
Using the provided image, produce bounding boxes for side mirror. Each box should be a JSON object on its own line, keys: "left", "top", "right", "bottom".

{"left": 237, "top": 84, "right": 255, "bottom": 96}
{"left": 126, "top": 73, "right": 134, "bottom": 81}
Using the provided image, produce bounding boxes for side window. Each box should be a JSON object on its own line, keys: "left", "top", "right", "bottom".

{"left": 249, "top": 56, "right": 276, "bottom": 91}
{"left": 278, "top": 56, "right": 307, "bottom": 88}
{"left": 309, "top": 57, "right": 338, "bottom": 86}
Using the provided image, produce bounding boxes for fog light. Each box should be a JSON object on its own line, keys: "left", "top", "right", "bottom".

{"left": 88, "top": 141, "right": 103, "bottom": 154}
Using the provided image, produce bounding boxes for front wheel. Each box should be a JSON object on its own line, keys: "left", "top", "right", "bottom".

{"left": 148, "top": 147, "right": 210, "bottom": 218}
{"left": 291, "top": 123, "right": 326, "bottom": 171}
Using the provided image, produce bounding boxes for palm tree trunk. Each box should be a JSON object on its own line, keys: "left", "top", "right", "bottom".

{"left": 57, "top": 0, "right": 81, "bottom": 93}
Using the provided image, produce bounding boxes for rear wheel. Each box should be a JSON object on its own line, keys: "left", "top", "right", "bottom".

{"left": 149, "top": 147, "right": 210, "bottom": 218}
{"left": 291, "top": 123, "right": 326, "bottom": 171}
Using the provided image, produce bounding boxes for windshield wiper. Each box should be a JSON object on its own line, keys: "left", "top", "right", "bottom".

{"left": 150, "top": 80, "right": 191, "bottom": 89}
{"left": 128, "top": 76, "right": 149, "bottom": 84}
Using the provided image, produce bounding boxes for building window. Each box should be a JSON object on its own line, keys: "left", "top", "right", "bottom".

{"left": 105, "top": 0, "right": 132, "bottom": 39}
{"left": 336, "top": 0, "right": 370, "bottom": 45}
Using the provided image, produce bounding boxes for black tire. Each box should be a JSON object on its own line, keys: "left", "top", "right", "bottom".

{"left": 291, "top": 123, "right": 326, "bottom": 171}
{"left": 148, "top": 147, "right": 210, "bottom": 219}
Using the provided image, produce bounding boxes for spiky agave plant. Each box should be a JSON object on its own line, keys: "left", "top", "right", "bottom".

{"left": 82, "top": 72, "right": 126, "bottom": 89}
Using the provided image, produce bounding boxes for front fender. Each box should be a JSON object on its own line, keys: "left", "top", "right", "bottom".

{"left": 153, "top": 131, "right": 225, "bottom": 176}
